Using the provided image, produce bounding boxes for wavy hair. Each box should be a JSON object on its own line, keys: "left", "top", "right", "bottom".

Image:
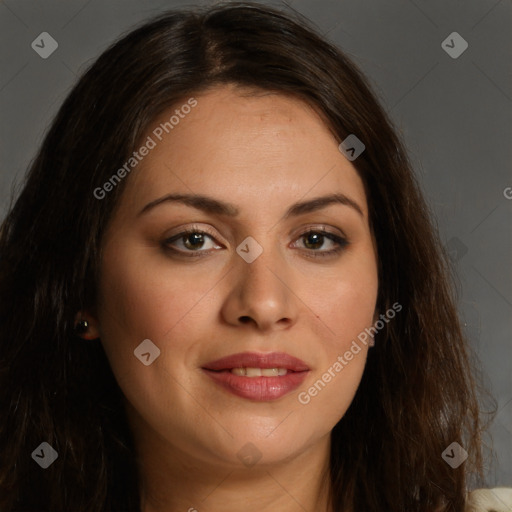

{"left": 0, "top": 2, "right": 490, "bottom": 510}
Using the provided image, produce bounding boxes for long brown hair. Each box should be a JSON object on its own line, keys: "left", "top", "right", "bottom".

{"left": 0, "top": 2, "right": 491, "bottom": 510}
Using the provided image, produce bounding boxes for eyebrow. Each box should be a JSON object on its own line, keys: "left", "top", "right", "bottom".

{"left": 137, "top": 192, "right": 364, "bottom": 219}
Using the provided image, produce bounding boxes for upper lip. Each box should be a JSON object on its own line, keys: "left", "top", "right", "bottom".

{"left": 202, "top": 351, "right": 310, "bottom": 372}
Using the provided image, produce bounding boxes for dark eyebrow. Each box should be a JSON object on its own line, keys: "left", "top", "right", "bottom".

{"left": 138, "top": 192, "right": 364, "bottom": 219}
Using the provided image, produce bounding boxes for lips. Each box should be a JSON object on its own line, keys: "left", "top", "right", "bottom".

{"left": 201, "top": 351, "right": 310, "bottom": 401}
{"left": 202, "top": 351, "right": 310, "bottom": 372}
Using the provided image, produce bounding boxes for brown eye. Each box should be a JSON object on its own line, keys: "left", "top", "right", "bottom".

{"left": 182, "top": 232, "right": 207, "bottom": 250}
{"left": 294, "top": 229, "right": 348, "bottom": 258}
{"left": 163, "top": 229, "right": 223, "bottom": 256}
{"left": 302, "top": 232, "right": 325, "bottom": 250}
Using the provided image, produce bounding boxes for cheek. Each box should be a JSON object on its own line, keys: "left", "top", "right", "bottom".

{"left": 296, "top": 249, "right": 377, "bottom": 416}
{"left": 302, "top": 249, "right": 378, "bottom": 351}
{"left": 97, "top": 245, "right": 213, "bottom": 341}
{"left": 94, "top": 249, "right": 219, "bottom": 433}
{"left": 95, "top": 244, "right": 214, "bottom": 383}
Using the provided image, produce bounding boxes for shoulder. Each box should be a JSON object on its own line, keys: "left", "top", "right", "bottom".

{"left": 465, "top": 487, "right": 512, "bottom": 512}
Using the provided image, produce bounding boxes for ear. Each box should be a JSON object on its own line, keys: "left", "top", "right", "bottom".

{"left": 74, "top": 310, "right": 101, "bottom": 340}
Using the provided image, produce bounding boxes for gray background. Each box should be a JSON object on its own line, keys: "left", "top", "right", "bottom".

{"left": 1, "top": 0, "right": 511, "bottom": 488}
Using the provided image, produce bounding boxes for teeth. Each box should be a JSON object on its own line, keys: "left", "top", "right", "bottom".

{"left": 230, "top": 367, "right": 288, "bottom": 377}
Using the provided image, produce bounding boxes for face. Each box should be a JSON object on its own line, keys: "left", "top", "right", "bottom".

{"left": 91, "top": 84, "right": 378, "bottom": 471}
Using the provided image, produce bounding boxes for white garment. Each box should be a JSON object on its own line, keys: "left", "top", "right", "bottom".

{"left": 466, "top": 488, "right": 512, "bottom": 512}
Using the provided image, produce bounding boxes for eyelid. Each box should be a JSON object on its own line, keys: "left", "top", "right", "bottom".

{"left": 162, "top": 223, "right": 349, "bottom": 258}
{"left": 163, "top": 223, "right": 347, "bottom": 244}
{"left": 163, "top": 223, "right": 222, "bottom": 241}
{"left": 290, "top": 227, "right": 349, "bottom": 257}
{"left": 289, "top": 224, "right": 348, "bottom": 241}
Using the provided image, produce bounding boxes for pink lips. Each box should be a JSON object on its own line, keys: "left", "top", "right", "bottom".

{"left": 202, "top": 351, "right": 310, "bottom": 401}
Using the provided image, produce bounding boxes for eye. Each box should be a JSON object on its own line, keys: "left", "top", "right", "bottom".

{"left": 163, "top": 228, "right": 223, "bottom": 256}
{"left": 293, "top": 228, "right": 348, "bottom": 258}
{"left": 162, "top": 226, "right": 348, "bottom": 259}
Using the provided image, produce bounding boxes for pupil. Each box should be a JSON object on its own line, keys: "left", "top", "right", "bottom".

{"left": 305, "top": 233, "right": 322, "bottom": 249}
{"left": 185, "top": 233, "right": 203, "bottom": 249}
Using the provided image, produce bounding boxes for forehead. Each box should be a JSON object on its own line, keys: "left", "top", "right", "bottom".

{"left": 120, "top": 85, "right": 368, "bottom": 220}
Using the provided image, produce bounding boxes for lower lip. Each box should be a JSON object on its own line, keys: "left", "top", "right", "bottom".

{"left": 202, "top": 369, "right": 309, "bottom": 401}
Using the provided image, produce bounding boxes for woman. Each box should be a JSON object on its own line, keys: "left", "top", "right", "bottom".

{"left": 0, "top": 2, "right": 506, "bottom": 511}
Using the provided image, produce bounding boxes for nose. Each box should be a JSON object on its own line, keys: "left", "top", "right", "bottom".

{"left": 220, "top": 241, "right": 298, "bottom": 332}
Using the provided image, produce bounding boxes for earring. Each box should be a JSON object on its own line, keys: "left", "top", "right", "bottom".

{"left": 74, "top": 319, "right": 89, "bottom": 335}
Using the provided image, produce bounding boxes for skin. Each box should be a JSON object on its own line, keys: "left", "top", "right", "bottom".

{"left": 81, "top": 84, "right": 379, "bottom": 512}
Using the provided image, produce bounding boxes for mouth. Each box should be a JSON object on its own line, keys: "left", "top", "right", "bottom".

{"left": 202, "top": 351, "right": 310, "bottom": 373}
{"left": 201, "top": 351, "right": 310, "bottom": 401}
{"left": 208, "top": 367, "right": 294, "bottom": 377}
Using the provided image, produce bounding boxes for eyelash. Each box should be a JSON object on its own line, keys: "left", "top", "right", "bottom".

{"left": 162, "top": 226, "right": 349, "bottom": 259}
